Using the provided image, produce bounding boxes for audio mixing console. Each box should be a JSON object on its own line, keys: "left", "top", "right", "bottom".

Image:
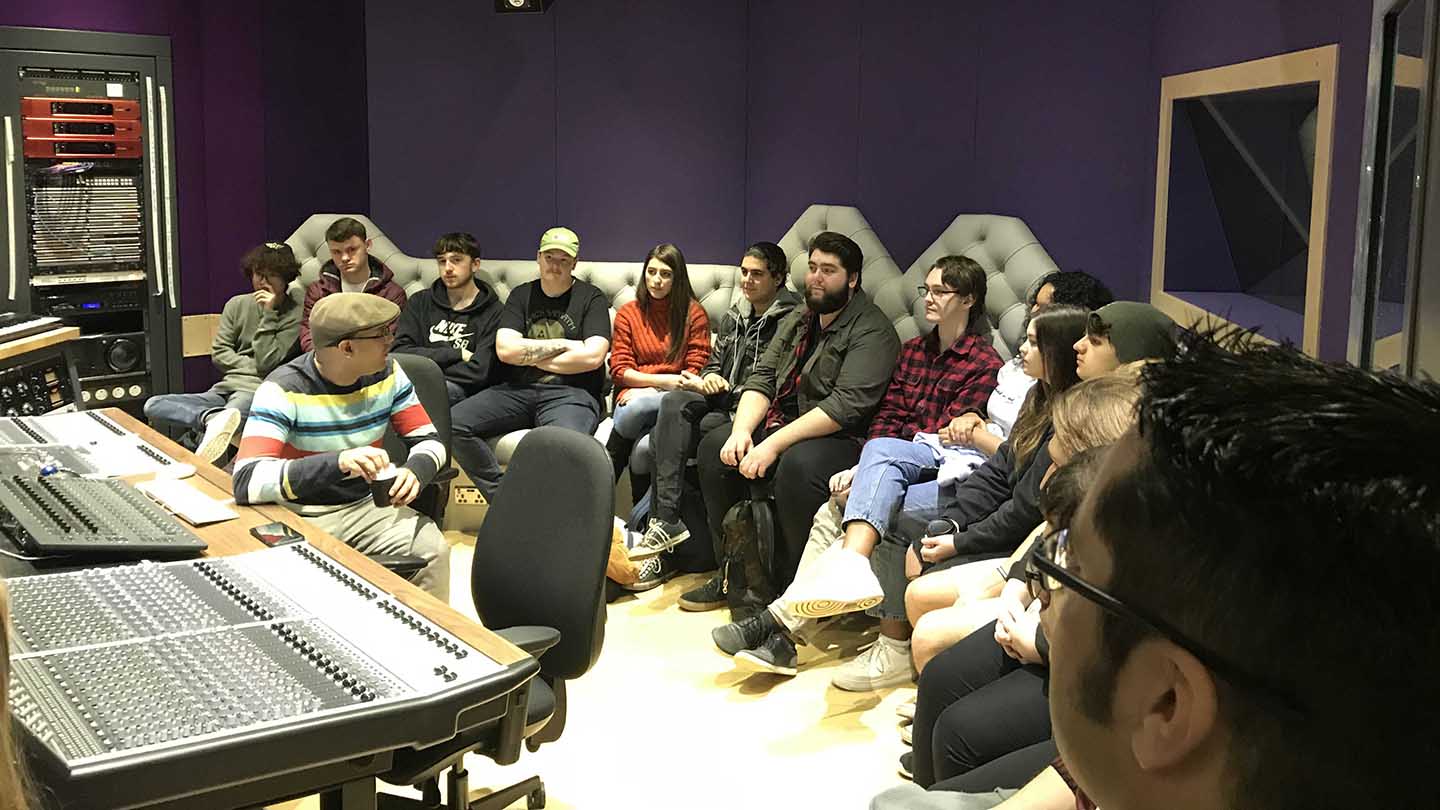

{"left": 7, "top": 542, "right": 537, "bottom": 808}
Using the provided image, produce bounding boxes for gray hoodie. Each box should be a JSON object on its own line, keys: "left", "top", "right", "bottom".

{"left": 700, "top": 288, "right": 802, "bottom": 403}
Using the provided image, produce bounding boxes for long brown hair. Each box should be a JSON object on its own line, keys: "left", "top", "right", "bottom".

{"left": 0, "top": 583, "right": 32, "bottom": 810}
{"left": 635, "top": 243, "right": 698, "bottom": 365}
{"left": 1010, "top": 305, "right": 1089, "bottom": 469}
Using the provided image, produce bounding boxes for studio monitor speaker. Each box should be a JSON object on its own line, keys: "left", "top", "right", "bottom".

{"left": 495, "top": 0, "right": 554, "bottom": 13}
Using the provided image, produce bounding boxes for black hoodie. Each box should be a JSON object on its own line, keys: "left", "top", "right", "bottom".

{"left": 392, "top": 277, "right": 502, "bottom": 394}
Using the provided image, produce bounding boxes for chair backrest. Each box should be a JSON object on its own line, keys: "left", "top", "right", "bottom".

{"left": 384, "top": 353, "right": 452, "bottom": 464}
{"left": 471, "top": 427, "right": 612, "bottom": 681}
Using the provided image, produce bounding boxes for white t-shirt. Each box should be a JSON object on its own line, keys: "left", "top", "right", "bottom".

{"left": 985, "top": 358, "right": 1037, "bottom": 439}
{"left": 340, "top": 278, "right": 368, "bottom": 293}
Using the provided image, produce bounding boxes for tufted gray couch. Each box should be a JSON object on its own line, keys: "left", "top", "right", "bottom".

{"left": 284, "top": 207, "right": 1058, "bottom": 469}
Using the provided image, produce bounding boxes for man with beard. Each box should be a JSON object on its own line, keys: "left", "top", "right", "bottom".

{"left": 695, "top": 231, "right": 900, "bottom": 595}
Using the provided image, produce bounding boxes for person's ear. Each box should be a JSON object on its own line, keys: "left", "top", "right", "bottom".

{"left": 1128, "top": 641, "right": 1220, "bottom": 773}
{"left": 365, "top": 238, "right": 373, "bottom": 250}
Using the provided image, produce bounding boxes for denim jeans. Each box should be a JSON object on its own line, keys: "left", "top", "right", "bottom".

{"left": 843, "top": 437, "right": 942, "bottom": 537}
{"left": 612, "top": 391, "right": 665, "bottom": 440}
{"left": 143, "top": 388, "right": 254, "bottom": 431}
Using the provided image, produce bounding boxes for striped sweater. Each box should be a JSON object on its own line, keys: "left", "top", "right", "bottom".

{"left": 232, "top": 354, "right": 446, "bottom": 515}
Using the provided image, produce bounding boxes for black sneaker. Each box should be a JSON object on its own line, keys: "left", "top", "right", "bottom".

{"left": 711, "top": 608, "right": 779, "bottom": 656}
{"left": 733, "top": 631, "right": 798, "bottom": 677}
{"left": 678, "top": 574, "right": 725, "bottom": 612}
{"left": 628, "top": 517, "right": 690, "bottom": 561}
{"left": 623, "top": 555, "right": 675, "bottom": 592}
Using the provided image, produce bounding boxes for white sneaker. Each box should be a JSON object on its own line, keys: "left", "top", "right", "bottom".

{"left": 196, "top": 408, "right": 241, "bottom": 464}
{"left": 786, "top": 544, "right": 884, "bottom": 619}
{"left": 830, "top": 635, "right": 915, "bottom": 692}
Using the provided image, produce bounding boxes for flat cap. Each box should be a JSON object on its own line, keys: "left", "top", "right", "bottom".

{"left": 310, "top": 292, "right": 400, "bottom": 348}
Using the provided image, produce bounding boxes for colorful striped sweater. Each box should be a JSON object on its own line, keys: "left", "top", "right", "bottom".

{"left": 232, "top": 354, "right": 446, "bottom": 515}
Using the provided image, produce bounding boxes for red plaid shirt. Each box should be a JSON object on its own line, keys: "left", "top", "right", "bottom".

{"left": 764, "top": 314, "right": 819, "bottom": 430}
{"left": 866, "top": 330, "right": 1001, "bottom": 441}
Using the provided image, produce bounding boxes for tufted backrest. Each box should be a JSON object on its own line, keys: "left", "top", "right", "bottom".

{"left": 886, "top": 215, "right": 1059, "bottom": 359}
{"left": 776, "top": 203, "right": 905, "bottom": 300}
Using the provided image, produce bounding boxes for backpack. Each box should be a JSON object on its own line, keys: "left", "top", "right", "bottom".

{"left": 719, "top": 498, "right": 777, "bottom": 619}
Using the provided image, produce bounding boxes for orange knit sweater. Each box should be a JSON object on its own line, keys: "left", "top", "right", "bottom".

{"left": 610, "top": 296, "right": 711, "bottom": 403}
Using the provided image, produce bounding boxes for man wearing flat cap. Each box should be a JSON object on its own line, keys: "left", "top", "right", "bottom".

{"left": 233, "top": 292, "right": 452, "bottom": 598}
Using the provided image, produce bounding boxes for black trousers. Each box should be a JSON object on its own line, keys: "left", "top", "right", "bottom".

{"left": 913, "top": 620, "right": 1052, "bottom": 789}
{"left": 695, "top": 419, "right": 860, "bottom": 588}
{"left": 650, "top": 390, "right": 730, "bottom": 525}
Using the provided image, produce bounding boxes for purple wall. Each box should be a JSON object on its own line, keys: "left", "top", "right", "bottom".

{"left": 365, "top": 0, "right": 747, "bottom": 263}
{"left": 1152, "top": 0, "right": 1373, "bottom": 359}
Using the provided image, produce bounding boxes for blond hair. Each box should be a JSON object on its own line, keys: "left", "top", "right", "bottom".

{"left": 0, "top": 583, "right": 31, "bottom": 810}
{"left": 1050, "top": 371, "right": 1142, "bottom": 458}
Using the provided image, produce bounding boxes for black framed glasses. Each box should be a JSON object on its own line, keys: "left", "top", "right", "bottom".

{"left": 916, "top": 285, "right": 962, "bottom": 300}
{"left": 341, "top": 331, "right": 394, "bottom": 345}
{"left": 1027, "top": 529, "right": 1305, "bottom": 715}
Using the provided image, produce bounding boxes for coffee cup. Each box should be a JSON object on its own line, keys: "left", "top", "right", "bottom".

{"left": 370, "top": 464, "right": 399, "bottom": 507}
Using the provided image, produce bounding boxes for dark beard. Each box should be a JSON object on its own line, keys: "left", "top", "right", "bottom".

{"left": 806, "top": 285, "right": 851, "bottom": 315}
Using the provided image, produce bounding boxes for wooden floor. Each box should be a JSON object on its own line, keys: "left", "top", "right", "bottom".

{"left": 276, "top": 530, "right": 916, "bottom": 809}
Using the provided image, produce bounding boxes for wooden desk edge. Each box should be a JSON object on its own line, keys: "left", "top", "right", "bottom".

{"left": 0, "top": 326, "right": 81, "bottom": 363}
{"left": 106, "top": 409, "right": 529, "bottom": 668}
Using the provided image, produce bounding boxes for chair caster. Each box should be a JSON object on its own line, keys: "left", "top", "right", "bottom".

{"left": 525, "top": 738, "right": 541, "bottom": 753}
{"left": 527, "top": 786, "right": 546, "bottom": 809}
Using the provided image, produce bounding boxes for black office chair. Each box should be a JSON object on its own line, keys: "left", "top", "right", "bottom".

{"left": 369, "top": 353, "right": 460, "bottom": 576}
{"left": 376, "top": 426, "right": 613, "bottom": 809}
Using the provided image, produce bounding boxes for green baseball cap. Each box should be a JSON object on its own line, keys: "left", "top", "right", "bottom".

{"left": 539, "top": 227, "right": 580, "bottom": 258}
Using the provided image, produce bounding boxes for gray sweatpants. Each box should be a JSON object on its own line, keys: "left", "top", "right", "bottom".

{"left": 307, "top": 499, "right": 452, "bottom": 601}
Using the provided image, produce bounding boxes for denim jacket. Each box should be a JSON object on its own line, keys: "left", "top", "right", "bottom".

{"left": 738, "top": 289, "right": 900, "bottom": 438}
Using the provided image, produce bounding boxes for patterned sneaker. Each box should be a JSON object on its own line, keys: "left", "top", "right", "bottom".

{"left": 711, "top": 608, "right": 779, "bottom": 656}
{"left": 896, "top": 696, "right": 916, "bottom": 721}
{"left": 628, "top": 518, "right": 690, "bottom": 561}
{"left": 196, "top": 408, "right": 241, "bottom": 465}
{"left": 678, "top": 574, "right": 725, "bottom": 612}
{"left": 900, "top": 719, "right": 912, "bottom": 745}
{"left": 733, "top": 631, "right": 798, "bottom": 677}
{"left": 623, "top": 554, "right": 675, "bottom": 592}
{"left": 830, "top": 635, "right": 916, "bottom": 692}
{"left": 785, "top": 544, "right": 884, "bottom": 619}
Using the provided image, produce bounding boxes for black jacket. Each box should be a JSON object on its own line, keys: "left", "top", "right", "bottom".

{"left": 895, "top": 435, "right": 1054, "bottom": 572}
{"left": 701, "top": 289, "right": 801, "bottom": 409}
{"left": 392, "top": 277, "right": 502, "bottom": 393}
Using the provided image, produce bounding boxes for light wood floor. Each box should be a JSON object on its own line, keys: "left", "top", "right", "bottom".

{"left": 275, "top": 530, "right": 916, "bottom": 809}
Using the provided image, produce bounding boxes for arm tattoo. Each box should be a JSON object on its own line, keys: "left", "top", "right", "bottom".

{"left": 520, "top": 340, "right": 568, "bottom": 366}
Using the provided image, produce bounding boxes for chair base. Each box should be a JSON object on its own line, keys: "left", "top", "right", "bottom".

{"left": 374, "top": 768, "right": 546, "bottom": 810}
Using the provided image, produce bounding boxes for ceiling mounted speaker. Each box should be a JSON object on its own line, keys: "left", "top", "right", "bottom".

{"left": 495, "top": 0, "right": 554, "bottom": 12}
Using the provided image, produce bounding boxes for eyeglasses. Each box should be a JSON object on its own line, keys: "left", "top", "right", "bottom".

{"left": 917, "top": 285, "right": 962, "bottom": 300}
{"left": 342, "top": 331, "right": 394, "bottom": 346}
{"left": 1027, "top": 529, "right": 1305, "bottom": 715}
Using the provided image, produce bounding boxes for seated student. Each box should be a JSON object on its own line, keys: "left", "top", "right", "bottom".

{"left": 450, "top": 227, "right": 611, "bottom": 499}
{"left": 1038, "top": 330, "right": 1440, "bottom": 810}
{"left": 144, "top": 242, "right": 304, "bottom": 463}
{"left": 696, "top": 231, "right": 900, "bottom": 597}
{"left": 711, "top": 305, "right": 1087, "bottom": 683}
{"left": 604, "top": 243, "right": 711, "bottom": 480}
{"left": 392, "top": 232, "right": 502, "bottom": 405}
{"left": 233, "top": 293, "right": 451, "bottom": 599}
{"left": 1027, "top": 270, "right": 1113, "bottom": 315}
{"left": 626, "top": 242, "right": 800, "bottom": 597}
{"left": 300, "top": 217, "right": 407, "bottom": 352}
{"left": 1073, "top": 301, "right": 1175, "bottom": 380}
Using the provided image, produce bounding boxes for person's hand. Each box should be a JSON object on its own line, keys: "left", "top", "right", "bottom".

{"left": 739, "top": 439, "right": 779, "bottom": 480}
{"left": 701, "top": 373, "right": 731, "bottom": 395}
{"left": 338, "top": 446, "right": 391, "bottom": 481}
{"left": 678, "top": 370, "right": 704, "bottom": 392}
{"left": 996, "top": 603, "right": 1043, "bottom": 664}
{"left": 660, "top": 375, "right": 687, "bottom": 391}
{"left": 939, "top": 413, "right": 985, "bottom": 446}
{"left": 828, "top": 466, "right": 856, "bottom": 495}
{"left": 919, "top": 530, "right": 957, "bottom": 564}
{"left": 720, "top": 430, "right": 754, "bottom": 467}
{"left": 384, "top": 466, "right": 422, "bottom": 507}
{"left": 1000, "top": 575, "right": 1033, "bottom": 616}
{"left": 461, "top": 348, "right": 473, "bottom": 362}
{"left": 253, "top": 289, "right": 277, "bottom": 311}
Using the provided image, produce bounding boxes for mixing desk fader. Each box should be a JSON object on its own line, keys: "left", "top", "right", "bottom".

{"left": 6, "top": 542, "right": 537, "bottom": 808}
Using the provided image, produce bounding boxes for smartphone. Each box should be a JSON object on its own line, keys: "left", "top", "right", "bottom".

{"left": 250, "top": 521, "right": 306, "bottom": 547}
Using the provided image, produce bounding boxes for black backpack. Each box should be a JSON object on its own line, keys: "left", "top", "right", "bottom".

{"left": 719, "top": 498, "right": 777, "bottom": 619}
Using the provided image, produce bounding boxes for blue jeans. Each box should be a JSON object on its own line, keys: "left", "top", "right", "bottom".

{"left": 612, "top": 392, "right": 664, "bottom": 440}
{"left": 843, "top": 437, "right": 941, "bottom": 537}
{"left": 143, "top": 387, "right": 254, "bottom": 431}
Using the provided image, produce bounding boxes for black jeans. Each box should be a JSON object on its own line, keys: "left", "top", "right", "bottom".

{"left": 913, "top": 620, "right": 1051, "bottom": 789}
{"left": 451, "top": 383, "right": 602, "bottom": 499}
{"left": 695, "top": 420, "right": 861, "bottom": 588}
{"left": 650, "top": 390, "right": 730, "bottom": 525}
